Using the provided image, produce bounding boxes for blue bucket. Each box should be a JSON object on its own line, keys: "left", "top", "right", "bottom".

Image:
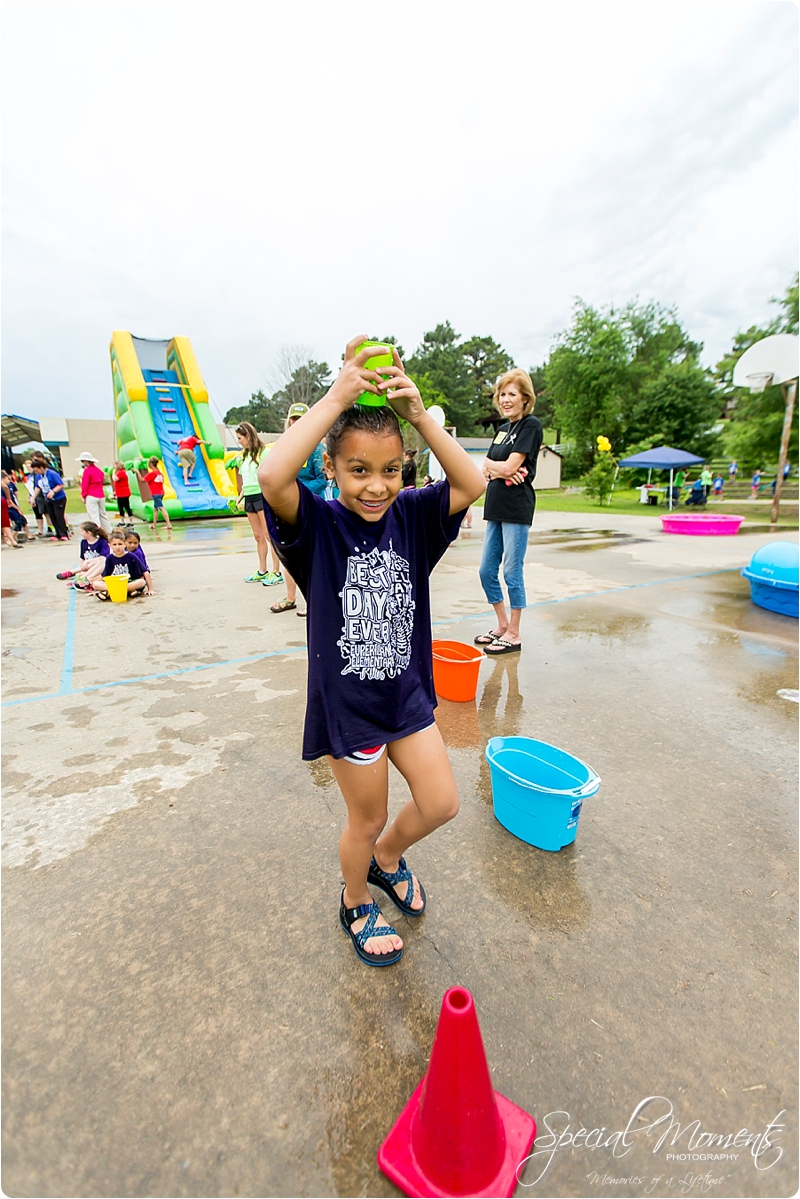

{"left": 485, "top": 736, "right": 600, "bottom": 852}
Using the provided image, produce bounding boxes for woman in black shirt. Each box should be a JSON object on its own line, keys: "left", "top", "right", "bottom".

{"left": 402, "top": 447, "right": 417, "bottom": 489}
{"left": 476, "top": 369, "right": 543, "bottom": 654}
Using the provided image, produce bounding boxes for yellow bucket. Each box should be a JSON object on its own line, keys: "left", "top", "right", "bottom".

{"left": 106, "top": 575, "right": 129, "bottom": 603}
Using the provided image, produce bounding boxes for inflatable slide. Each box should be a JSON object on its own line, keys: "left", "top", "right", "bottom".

{"left": 109, "top": 331, "right": 237, "bottom": 520}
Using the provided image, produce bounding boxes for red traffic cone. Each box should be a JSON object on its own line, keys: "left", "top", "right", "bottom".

{"left": 378, "top": 986, "right": 536, "bottom": 1197}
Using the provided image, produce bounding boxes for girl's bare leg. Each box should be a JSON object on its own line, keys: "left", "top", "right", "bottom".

{"left": 373, "top": 723, "right": 459, "bottom": 906}
{"left": 246, "top": 510, "right": 268, "bottom": 573}
{"left": 84, "top": 558, "right": 105, "bottom": 583}
{"left": 283, "top": 567, "right": 297, "bottom": 605}
{"left": 262, "top": 525, "right": 281, "bottom": 575}
{"left": 328, "top": 752, "right": 404, "bottom": 956}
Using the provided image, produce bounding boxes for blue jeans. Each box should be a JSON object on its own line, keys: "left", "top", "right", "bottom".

{"left": 479, "top": 521, "right": 529, "bottom": 610}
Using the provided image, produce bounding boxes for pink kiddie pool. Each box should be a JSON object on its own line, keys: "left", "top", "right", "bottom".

{"left": 660, "top": 513, "right": 745, "bottom": 536}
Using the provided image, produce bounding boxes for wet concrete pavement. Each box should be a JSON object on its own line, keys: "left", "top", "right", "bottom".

{"left": 2, "top": 510, "right": 798, "bottom": 1198}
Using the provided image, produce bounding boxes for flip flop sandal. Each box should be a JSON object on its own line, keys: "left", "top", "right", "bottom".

{"left": 95, "top": 592, "right": 111, "bottom": 601}
{"left": 297, "top": 608, "right": 307, "bottom": 617}
{"left": 56, "top": 570, "right": 76, "bottom": 580}
{"left": 339, "top": 891, "right": 403, "bottom": 966}
{"left": 474, "top": 631, "right": 501, "bottom": 645}
{"left": 484, "top": 638, "right": 521, "bottom": 655}
{"left": 368, "top": 856, "right": 426, "bottom": 917}
{"left": 270, "top": 598, "right": 297, "bottom": 613}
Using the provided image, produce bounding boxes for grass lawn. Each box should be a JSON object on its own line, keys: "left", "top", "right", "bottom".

{"left": 65, "top": 488, "right": 89, "bottom": 515}
{"left": 59, "top": 484, "right": 797, "bottom": 528}
{"left": 471, "top": 486, "right": 798, "bottom": 525}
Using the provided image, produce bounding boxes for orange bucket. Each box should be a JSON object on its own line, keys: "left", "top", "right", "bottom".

{"left": 432, "top": 640, "right": 483, "bottom": 702}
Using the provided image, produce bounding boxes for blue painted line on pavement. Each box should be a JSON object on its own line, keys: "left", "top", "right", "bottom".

{"left": 59, "top": 586, "right": 78, "bottom": 695}
{"left": 2, "top": 567, "right": 740, "bottom": 709}
{"left": 2, "top": 646, "right": 309, "bottom": 708}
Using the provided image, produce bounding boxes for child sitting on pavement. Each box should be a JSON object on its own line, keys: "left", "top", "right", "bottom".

{"left": 93, "top": 529, "right": 147, "bottom": 600}
{"left": 58, "top": 522, "right": 110, "bottom": 588}
{"left": 125, "top": 530, "right": 155, "bottom": 595}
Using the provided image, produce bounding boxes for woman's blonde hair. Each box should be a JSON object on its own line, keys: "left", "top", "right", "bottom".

{"left": 492, "top": 368, "right": 536, "bottom": 416}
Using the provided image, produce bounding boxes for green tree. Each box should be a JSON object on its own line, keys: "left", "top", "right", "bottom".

{"left": 546, "top": 298, "right": 717, "bottom": 472}
{"left": 460, "top": 335, "right": 514, "bottom": 426}
{"left": 224, "top": 358, "right": 332, "bottom": 431}
{"left": 272, "top": 358, "right": 331, "bottom": 409}
{"left": 224, "top": 389, "right": 287, "bottom": 432}
{"left": 528, "top": 364, "right": 555, "bottom": 431}
{"left": 545, "top": 301, "right": 630, "bottom": 470}
{"left": 405, "top": 323, "right": 479, "bottom": 435}
{"left": 581, "top": 452, "right": 617, "bottom": 504}
{"left": 716, "top": 274, "right": 799, "bottom": 468}
{"left": 628, "top": 358, "right": 720, "bottom": 459}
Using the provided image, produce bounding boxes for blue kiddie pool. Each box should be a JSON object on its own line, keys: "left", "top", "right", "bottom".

{"left": 741, "top": 541, "right": 799, "bottom": 618}
{"left": 485, "top": 736, "right": 600, "bottom": 852}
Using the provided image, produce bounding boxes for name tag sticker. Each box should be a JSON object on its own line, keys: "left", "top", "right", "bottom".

{"left": 493, "top": 431, "right": 507, "bottom": 444}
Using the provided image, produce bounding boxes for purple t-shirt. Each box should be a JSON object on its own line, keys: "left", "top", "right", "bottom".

{"left": 130, "top": 545, "right": 150, "bottom": 573}
{"left": 265, "top": 481, "right": 464, "bottom": 760}
{"left": 102, "top": 552, "right": 143, "bottom": 580}
{"left": 80, "top": 537, "right": 109, "bottom": 561}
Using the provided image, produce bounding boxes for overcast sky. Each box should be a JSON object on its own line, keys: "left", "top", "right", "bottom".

{"left": 2, "top": 1, "right": 797, "bottom": 425}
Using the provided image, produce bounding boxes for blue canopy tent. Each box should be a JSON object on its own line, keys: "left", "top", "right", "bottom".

{"left": 617, "top": 446, "right": 706, "bottom": 511}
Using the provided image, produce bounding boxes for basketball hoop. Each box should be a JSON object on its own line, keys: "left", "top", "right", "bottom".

{"left": 745, "top": 372, "right": 774, "bottom": 393}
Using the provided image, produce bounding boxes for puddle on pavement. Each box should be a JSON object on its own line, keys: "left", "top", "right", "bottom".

{"left": 306, "top": 758, "right": 335, "bottom": 790}
{"left": 324, "top": 983, "right": 437, "bottom": 1199}
{"left": 555, "top": 610, "right": 649, "bottom": 643}
{"left": 738, "top": 666, "right": 800, "bottom": 712}
{"left": 670, "top": 575, "right": 798, "bottom": 644}
{"left": 558, "top": 537, "right": 650, "bottom": 552}
{"left": 530, "top": 527, "right": 630, "bottom": 546}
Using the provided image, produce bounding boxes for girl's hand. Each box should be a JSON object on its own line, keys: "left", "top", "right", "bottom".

{"left": 380, "top": 350, "right": 426, "bottom": 425}
{"left": 326, "top": 334, "right": 385, "bottom": 411}
{"left": 147, "top": 587, "right": 156, "bottom": 596}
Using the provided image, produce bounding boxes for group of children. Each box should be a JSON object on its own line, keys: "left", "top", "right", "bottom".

{"left": 57, "top": 524, "right": 154, "bottom": 600}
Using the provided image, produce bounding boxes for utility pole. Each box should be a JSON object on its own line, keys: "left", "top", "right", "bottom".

{"left": 771, "top": 380, "right": 797, "bottom": 528}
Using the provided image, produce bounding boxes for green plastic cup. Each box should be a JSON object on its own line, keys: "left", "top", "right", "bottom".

{"left": 356, "top": 341, "right": 393, "bottom": 407}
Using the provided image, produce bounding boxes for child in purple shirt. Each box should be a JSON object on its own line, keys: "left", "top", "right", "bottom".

{"left": 125, "top": 530, "right": 155, "bottom": 595}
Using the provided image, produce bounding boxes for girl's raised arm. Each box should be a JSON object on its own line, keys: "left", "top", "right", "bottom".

{"left": 259, "top": 335, "right": 385, "bottom": 524}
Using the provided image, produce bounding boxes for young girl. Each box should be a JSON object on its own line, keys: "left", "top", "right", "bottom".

{"left": 112, "top": 461, "right": 135, "bottom": 527}
{"left": 233, "top": 422, "right": 282, "bottom": 584}
{"left": 125, "top": 530, "right": 156, "bottom": 595}
{"left": 59, "top": 522, "right": 109, "bottom": 588}
{"left": 260, "top": 336, "right": 485, "bottom": 966}
{"left": 137, "top": 458, "right": 172, "bottom": 531}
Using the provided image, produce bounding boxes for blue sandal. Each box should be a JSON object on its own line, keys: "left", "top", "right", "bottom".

{"left": 368, "top": 856, "right": 427, "bottom": 917}
{"left": 339, "top": 891, "right": 403, "bottom": 967}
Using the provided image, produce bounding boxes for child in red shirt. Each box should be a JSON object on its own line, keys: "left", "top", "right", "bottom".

{"left": 112, "top": 460, "right": 134, "bottom": 527}
{"left": 137, "top": 457, "right": 172, "bottom": 531}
